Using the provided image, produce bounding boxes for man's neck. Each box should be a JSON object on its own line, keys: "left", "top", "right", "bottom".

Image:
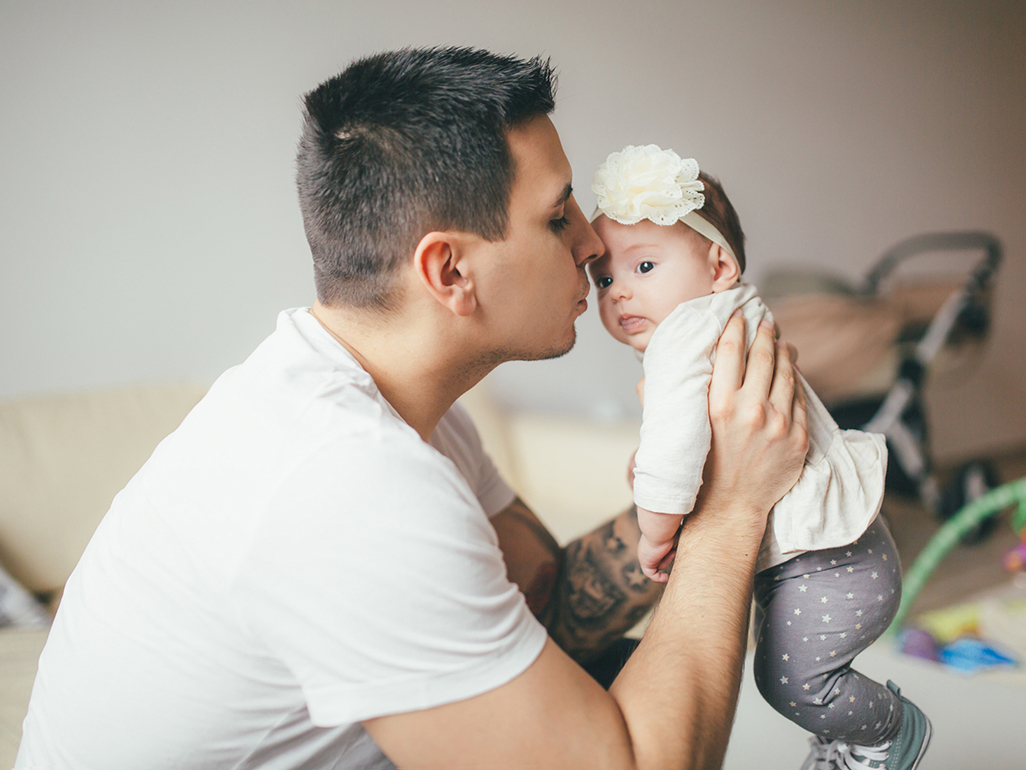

{"left": 309, "top": 301, "right": 489, "bottom": 441}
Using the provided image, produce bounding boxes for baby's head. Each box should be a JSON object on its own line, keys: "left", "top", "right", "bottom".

{"left": 588, "top": 145, "right": 746, "bottom": 352}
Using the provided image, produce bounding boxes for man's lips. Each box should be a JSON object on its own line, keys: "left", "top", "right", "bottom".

{"left": 574, "top": 283, "right": 590, "bottom": 311}
{"left": 618, "top": 315, "right": 647, "bottom": 333}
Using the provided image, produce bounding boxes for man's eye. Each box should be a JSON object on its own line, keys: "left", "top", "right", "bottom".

{"left": 550, "top": 216, "right": 570, "bottom": 232}
{"left": 637, "top": 261, "right": 655, "bottom": 274}
{"left": 594, "top": 276, "right": 612, "bottom": 290}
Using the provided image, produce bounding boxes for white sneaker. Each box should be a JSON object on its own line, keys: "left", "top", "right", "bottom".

{"left": 800, "top": 736, "right": 833, "bottom": 770}
{"left": 799, "top": 682, "right": 931, "bottom": 770}
{"left": 800, "top": 736, "right": 890, "bottom": 770}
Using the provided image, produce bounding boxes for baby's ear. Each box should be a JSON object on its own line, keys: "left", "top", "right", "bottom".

{"left": 709, "top": 243, "right": 741, "bottom": 290}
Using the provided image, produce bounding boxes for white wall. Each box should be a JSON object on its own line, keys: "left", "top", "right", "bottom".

{"left": 2, "top": 0, "right": 1023, "bottom": 461}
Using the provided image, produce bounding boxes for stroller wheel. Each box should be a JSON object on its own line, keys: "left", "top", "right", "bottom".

{"left": 938, "top": 460, "right": 1002, "bottom": 544}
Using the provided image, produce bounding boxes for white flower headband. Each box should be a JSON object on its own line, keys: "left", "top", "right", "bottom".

{"left": 591, "top": 144, "right": 736, "bottom": 261}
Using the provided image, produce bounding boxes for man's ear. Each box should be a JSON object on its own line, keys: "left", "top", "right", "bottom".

{"left": 709, "top": 242, "right": 741, "bottom": 291}
{"left": 413, "top": 232, "right": 477, "bottom": 317}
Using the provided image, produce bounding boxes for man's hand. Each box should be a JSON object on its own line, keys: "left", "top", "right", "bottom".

{"left": 700, "top": 314, "right": 808, "bottom": 521}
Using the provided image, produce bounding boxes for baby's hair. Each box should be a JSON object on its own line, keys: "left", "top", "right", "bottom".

{"left": 697, "top": 171, "right": 746, "bottom": 274}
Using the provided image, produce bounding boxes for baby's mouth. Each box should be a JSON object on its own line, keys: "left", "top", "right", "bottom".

{"left": 618, "top": 315, "right": 647, "bottom": 333}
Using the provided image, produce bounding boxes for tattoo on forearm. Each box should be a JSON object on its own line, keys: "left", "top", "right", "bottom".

{"left": 560, "top": 539, "right": 627, "bottom": 628}
{"left": 621, "top": 561, "right": 650, "bottom": 593}
{"left": 603, "top": 529, "right": 627, "bottom": 556}
{"left": 544, "top": 507, "right": 663, "bottom": 664}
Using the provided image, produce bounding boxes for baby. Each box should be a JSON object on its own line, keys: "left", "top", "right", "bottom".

{"left": 589, "top": 145, "right": 931, "bottom": 770}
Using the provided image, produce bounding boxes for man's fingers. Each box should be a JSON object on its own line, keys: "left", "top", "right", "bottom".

{"left": 792, "top": 357, "right": 809, "bottom": 437}
{"left": 740, "top": 319, "right": 777, "bottom": 399}
{"left": 772, "top": 338, "right": 810, "bottom": 458}
{"left": 709, "top": 312, "right": 746, "bottom": 402}
{"left": 768, "top": 338, "right": 797, "bottom": 416}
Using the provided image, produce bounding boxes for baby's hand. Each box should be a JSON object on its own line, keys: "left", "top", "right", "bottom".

{"left": 635, "top": 376, "right": 646, "bottom": 407}
{"left": 637, "top": 534, "right": 677, "bottom": 583}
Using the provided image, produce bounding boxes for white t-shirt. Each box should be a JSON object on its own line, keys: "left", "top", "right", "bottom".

{"left": 16, "top": 309, "right": 546, "bottom": 770}
{"left": 634, "top": 283, "right": 887, "bottom": 571}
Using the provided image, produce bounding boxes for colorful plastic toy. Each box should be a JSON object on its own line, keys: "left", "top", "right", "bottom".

{"left": 1003, "top": 539, "right": 1026, "bottom": 573}
{"left": 888, "top": 476, "right": 1026, "bottom": 635}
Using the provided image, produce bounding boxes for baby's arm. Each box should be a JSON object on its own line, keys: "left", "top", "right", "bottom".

{"left": 633, "top": 305, "right": 724, "bottom": 518}
{"left": 634, "top": 379, "right": 683, "bottom": 581}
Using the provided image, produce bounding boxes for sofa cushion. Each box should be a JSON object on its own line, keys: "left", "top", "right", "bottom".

{"left": 0, "top": 383, "right": 207, "bottom": 593}
{"left": 505, "top": 412, "right": 641, "bottom": 544}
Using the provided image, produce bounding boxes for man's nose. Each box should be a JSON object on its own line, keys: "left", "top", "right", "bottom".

{"left": 575, "top": 230, "right": 603, "bottom": 268}
{"left": 570, "top": 205, "right": 603, "bottom": 267}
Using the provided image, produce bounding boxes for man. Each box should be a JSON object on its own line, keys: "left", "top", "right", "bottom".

{"left": 17, "top": 47, "right": 807, "bottom": 769}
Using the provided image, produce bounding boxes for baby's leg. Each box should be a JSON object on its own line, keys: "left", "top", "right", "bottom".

{"left": 753, "top": 519, "right": 903, "bottom": 745}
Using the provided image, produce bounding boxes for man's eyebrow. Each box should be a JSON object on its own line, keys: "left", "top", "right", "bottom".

{"left": 553, "top": 183, "right": 573, "bottom": 208}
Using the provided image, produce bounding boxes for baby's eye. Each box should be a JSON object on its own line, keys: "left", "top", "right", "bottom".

{"left": 637, "top": 261, "right": 655, "bottom": 274}
{"left": 594, "top": 276, "right": 613, "bottom": 290}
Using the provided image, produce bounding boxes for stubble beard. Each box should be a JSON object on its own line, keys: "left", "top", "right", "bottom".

{"left": 472, "top": 324, "right": 578, "bottom": 372}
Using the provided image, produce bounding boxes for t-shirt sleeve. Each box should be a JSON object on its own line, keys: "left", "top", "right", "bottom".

{"left": 430, "top": 402, "right": 516, "bottom": 517}
{"left": 231, "top": 432, "right": 546, "bottom": 726}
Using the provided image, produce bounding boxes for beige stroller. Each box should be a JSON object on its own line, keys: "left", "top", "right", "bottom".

{"left": 762, "top": 231, "right": 1003, "bottom": 541}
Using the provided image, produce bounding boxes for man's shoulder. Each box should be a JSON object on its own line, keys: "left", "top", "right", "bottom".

{"left": 196, "top": 309, "right": 388, "bottom": 429}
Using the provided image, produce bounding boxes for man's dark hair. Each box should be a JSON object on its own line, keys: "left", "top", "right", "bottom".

{"left": 296, "top": 47, "right": 557, "bottom": 310}
{"left": 698, "top": 171, "right": 746, "bottom": 274}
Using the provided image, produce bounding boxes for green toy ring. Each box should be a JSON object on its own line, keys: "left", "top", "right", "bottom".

{"left": 888, "top": 476, "right": 1026, "bottom": 636}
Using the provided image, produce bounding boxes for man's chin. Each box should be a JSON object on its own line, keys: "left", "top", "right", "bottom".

{"left": 491, "top": 327, "right": 578, "bottom": 365}
{"left": 533, "top": 326, "right": 577, "bottom": 361}
{"left": 539, "top": 336, "right": 576, "bottom": 361}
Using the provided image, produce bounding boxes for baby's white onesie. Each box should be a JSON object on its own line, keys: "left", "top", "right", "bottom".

{"left": 632, "top": 283, "right": 887, "bottom": 571}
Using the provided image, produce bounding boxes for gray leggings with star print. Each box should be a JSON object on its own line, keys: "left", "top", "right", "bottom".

{"left": 752, "top": 517, "right": 903, "bottom": 746}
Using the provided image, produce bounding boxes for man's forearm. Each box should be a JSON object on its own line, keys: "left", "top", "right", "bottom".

{"left": 542, "top": 506, "right": 663, "bottom": 664}
{"left": 609, "top": 499, "right": 763, "bottom": 770}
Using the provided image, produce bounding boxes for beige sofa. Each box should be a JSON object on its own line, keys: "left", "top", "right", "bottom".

{"left": 0, "top": 380, "right": 641, "bottom": 764}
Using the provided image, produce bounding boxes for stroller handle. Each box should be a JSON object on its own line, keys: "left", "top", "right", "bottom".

{"left": 860, "top": 231, "right": 1002, "bottom": 297}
